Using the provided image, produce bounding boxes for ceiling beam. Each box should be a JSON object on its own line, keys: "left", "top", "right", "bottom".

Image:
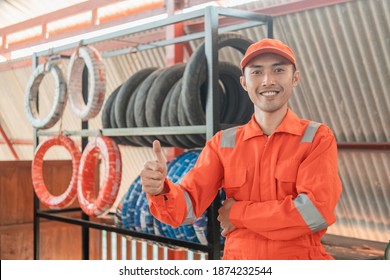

{"left": 185, "top": 0, "right": 352, "bottom": 33}
{"left": 251, "top": 0, "right": 353, "bottom": 17}
{"left": 0, "top": 0, "right": 166, "bottom": 55}
{"left": 0, "top": 0, "right": 127, "bottom": 34}
{"left": 0, "top": 124, "right": 19, "bottom": 159}
{"left": 0, "top": 5, "right": 167, "bottom": 55}
{"left": 0, "top": 0, "right": 353, "bottom": 72}
{"left": 0, "top": 0, "right": 216, "bottom": 56}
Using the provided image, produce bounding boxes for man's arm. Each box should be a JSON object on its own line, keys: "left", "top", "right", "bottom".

{"left": 228, "top": 127, "right": 342, "bottom": 240}
{"left": 141, "top": 140, "right": 188, "bottom": 228}
{"left": 142, "top": 138, "right": 224, "bottom": 228}
{"left": 218, "top": 198, "right": 237, "bottom": 236}
{"left": 141, "top": 140, "right": 168, "bottom": 196}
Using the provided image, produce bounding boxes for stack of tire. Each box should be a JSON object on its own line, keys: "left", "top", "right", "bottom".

{"left": 116, "top": 149, "right": 225, "bottom": 246}
{"left": 103, "top": 33, "right": 254, "bottom": 148}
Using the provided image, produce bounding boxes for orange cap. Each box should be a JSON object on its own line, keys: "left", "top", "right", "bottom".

{"left": 240, "top": 38, "right": 296, "bottom": 70}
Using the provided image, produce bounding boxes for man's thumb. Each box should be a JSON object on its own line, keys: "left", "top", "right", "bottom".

{"left": 153, "top": 140, "right": 166, "bottom": 163}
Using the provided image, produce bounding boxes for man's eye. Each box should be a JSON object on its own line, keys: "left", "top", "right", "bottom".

{"left": 274, "top": 68, "right": 284, "bottom": 73}
{"left": 252, "top": 70, "right": 261, "bottom": 75}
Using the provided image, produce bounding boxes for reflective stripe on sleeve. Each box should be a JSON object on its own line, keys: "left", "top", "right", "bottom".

{"left": 293, "top": 193, "right": 328, "bottom": 232}
{"left": 221, "top": 127, "right": 237, "bottom": 148}
{"left": 182, "top": 190, "right": 196, "bottom": 224}
{"left": 301, "top": 121, "right": 321, "bottom": 143}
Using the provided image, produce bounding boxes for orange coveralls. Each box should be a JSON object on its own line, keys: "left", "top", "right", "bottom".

{"left": 147, "top": 109, "right": 342, "bottom": 259}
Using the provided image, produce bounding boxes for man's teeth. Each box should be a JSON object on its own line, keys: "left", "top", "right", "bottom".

{"left": 261, "top": 91, "right": 278, "bottom": 96}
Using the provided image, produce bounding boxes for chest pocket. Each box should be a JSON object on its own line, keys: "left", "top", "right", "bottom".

{"left": 275, "top": 160, "right": 299, "bottom": 199}
{"left": 223, "top": 167, "right": 247, "bottom": 199}
{"left": 274, "top": 121, "right": 321, "bottom": 200}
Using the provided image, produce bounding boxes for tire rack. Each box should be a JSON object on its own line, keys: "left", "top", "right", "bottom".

{"left": 32, "top": 6, "right": 273, "bottom": 260}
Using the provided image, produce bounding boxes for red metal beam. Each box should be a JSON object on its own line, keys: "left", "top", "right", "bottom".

{"left": 252, "top": 0, "right": 353, "bottom": 17}
{"left": 1, "top": 139, "right": 387, "bottom": 151}
{"left": 0, "top": 0, "right": 164, "bottom": 55}
{"left": 0, "top": 124, "right": 19, "bottom": 159}
{"left": 165, "top": 0, "right": 185, "bottom": 66}
{"left": 0, "top": 0, "right": 216, "bottom": 57}
{"left": 185, "top": 0, "right": 353, "bottom": 33}
{"left": 0, "top": 0, "right": 126, "bottom": 35}
{"left": 165, "top": 0, "right": 185, "bottom": 160}
{"left": 337, "top": 142, "right": 390, "bottom": 150}
{"left": 0, "top": 139, "right": 33, "bottom": 145}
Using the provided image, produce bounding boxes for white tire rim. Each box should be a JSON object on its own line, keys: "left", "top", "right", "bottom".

{"left": 24, "top": 63, "right": 67, "bottom": 129}
{"left": 67, "top": 45, "right": 106, "bottom": 121}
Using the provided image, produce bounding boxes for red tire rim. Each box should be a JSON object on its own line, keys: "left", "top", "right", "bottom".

{"left": 77, "top": 136, "right": 122, "bottom": 217}
{"left": 32, "top": 135, "right": 81, "bottom": 209}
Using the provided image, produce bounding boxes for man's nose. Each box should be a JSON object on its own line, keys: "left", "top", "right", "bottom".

{"left": 261, "top": 73, "right": 274, "bottom": 86}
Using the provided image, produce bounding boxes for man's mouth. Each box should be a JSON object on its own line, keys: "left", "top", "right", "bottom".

{"left": 260, "top": 90, "right": 279, "bottom": 96}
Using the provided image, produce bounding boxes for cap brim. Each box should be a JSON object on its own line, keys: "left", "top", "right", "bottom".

{"left": 241, "top": 47, "right": 296, "bottom": 69}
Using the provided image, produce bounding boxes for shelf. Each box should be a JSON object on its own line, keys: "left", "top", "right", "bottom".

{"left": 37, "top": 209, "right": 212, "bottom": 252}
{"left": 34, "top": 7, "right": 270, "bottom": 58}
{"left": 37, "top": 125, "right": 207, "bottom": 137}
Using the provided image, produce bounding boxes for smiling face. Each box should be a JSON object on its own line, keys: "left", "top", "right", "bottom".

{"left": 240, "top": 53, "right": 300, "bottom": 116}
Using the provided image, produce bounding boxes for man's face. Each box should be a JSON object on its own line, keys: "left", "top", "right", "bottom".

{"left": 240, "top": 53, "right": 300, "bottom": 114}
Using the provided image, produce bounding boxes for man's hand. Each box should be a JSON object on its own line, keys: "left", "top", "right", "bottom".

{"left": 140, "top": 140, "right": 168, "bottom": 195}
{"left": 217, "top": 198, "right": 237, "bottom": 237}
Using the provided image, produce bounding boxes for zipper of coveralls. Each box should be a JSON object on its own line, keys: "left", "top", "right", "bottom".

{"left": 260, "top": 132, "right": 273, "bottom": 258}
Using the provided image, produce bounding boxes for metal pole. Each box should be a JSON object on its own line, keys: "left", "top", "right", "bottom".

{"left": 32, "top": 53, "right": 40, "bottom": 260}
{"left": 204, "top": 6, "right": 221, "bottom": 260}
{"left": 81, "top": 65, "right": 90, "bottom": 260}
{"left": 267, "top": 16, "right": 273, "bottom": 38}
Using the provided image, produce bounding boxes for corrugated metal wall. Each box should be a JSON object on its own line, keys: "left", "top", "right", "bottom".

{"left": 0, "top": 0, "right": 388, "bottom": 243}
{"left": 237, "top": 0, "right": 390, "bottom": 242}
{"left": 194, "top": 0, "right": 390, "bottom": 244}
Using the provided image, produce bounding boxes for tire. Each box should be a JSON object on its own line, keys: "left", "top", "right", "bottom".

{"left": 24, "top": 63, "right": 67, "bottom": 129}
{"left": 108, "top": 95, "right": 129, "bottom": 145}
{"left": 177, "top": 80, "right": 206, "bottom": 147}
{"left": 133, "top": 68, "right": 170, "bottom": 146}
{"left": 180, "top": 32, "right": 253, "bottom": 126}
{"left": 124, "top": 83, "right": 152, "bottom": 146}
{"left": 145, "top": 63, "right": 186, "bottom": 146}
{"left": 109, "top": 93, "right": 119, "bottom": 129}
{"left": 176, "top": 63, "right": 238, "bottom": 147}
{"left": 171, "top": 79, "right": 206, "bottom": 148}
{"left": 107, "top": 87, "right": 130, "bottom": 145}
{"left": 102, "top": 85, "right": 127, "bottom": 145}
{"left": 218, "top": 62, "right": 254, "bottom": 124}
{"left": 110, "top": 68, "right": 159, "bottom": 147}
{"left": 114, "top": 68, "right": 158, "bottom": 129}
{"left": 102, "top": 85, "right": 121, "bottom": 129}
{"left": 145, "top": 63, "right": 186, "bottom": 127}
{"left": 67, "top": 45, "right": 106, "bottom": 121}
{"left": 161, "top": 79, "right": 194, "bottom": 148}
{"left": 133, "top": 68, "right": 164, "bottom": 128}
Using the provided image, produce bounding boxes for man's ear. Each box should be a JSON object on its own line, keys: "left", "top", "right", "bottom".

{"left": 292, "top": 70, "right": 300, "bottom": 87}
{"left": 240, "top": 75, "right": 247, "bottom": 91}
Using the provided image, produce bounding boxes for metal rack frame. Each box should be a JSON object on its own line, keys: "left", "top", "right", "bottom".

{"left": 32, "top": 6, "right": 272, "bottom": 260}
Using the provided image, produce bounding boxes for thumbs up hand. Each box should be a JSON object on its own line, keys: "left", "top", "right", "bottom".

{"left": 140, "top": 140, "right": 168, "bottom": 195}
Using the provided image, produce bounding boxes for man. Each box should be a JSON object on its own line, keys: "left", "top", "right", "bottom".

{"left": 140, "top": 38, "right": 342, "bottom": 259}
